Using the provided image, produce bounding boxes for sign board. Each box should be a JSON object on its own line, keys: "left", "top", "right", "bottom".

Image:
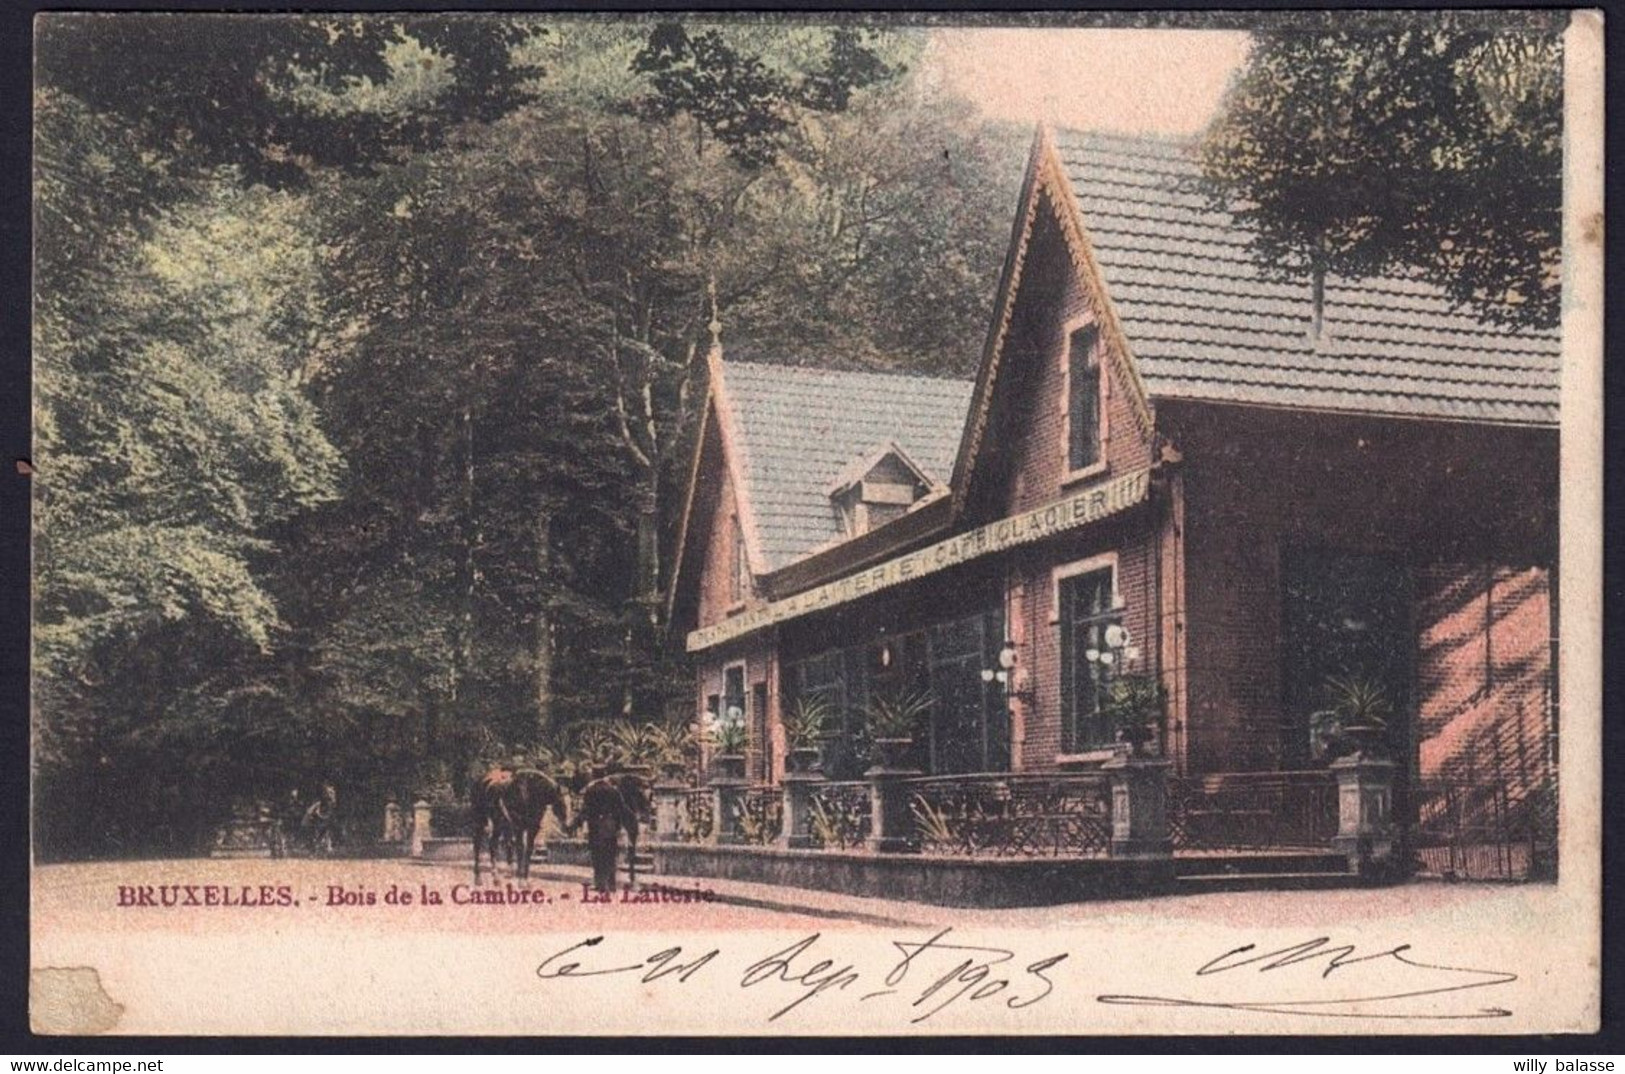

{"left": 687, "top": 466, "right": 1152, "bottom": 652}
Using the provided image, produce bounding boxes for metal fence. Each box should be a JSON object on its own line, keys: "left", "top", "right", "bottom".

{"left": 1168, "top": 770, "right": 1339, "bottom": 853}
{"left": 677, "top": 788, "right": 714, "bottom": 843}
{"left": 907, "top": 772, "right": 1112, "bottom": 857}
{"left": 737, "top": 785, "right": 784, "bottom": 845}
{"left": 1413, "top": 703, "right": 1560, "bottom": 881}
{"left": 806, "top": 781, "right": 872, "bottom": 849}
{"left": 1413, "top": 777, "right": 1557, "bottom": 880}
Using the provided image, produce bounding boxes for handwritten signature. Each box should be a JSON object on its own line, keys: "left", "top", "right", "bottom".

{"left": 536, "top": 931, "right": 1517, "bottom": 1025}
{"left": 1096, "top": 937, "right": 1519, "bottom": 1020}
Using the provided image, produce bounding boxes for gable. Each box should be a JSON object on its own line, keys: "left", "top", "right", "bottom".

{"left": 720, "top": 361, "right": 973, "bottom": 570}
{"left": 951, "top": 131, "right": 1159, "bottom": 522}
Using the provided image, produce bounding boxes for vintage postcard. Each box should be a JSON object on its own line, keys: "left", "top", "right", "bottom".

{"left": 27, "top": 10, "right": 1602, "bottom": 1037}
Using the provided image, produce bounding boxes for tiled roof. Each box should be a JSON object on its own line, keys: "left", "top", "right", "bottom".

{"left": 1056, "top": 130, "right": 1561, "bottom": 426}
{"left": 720, "top": 361, "right": 974, "bottom": 570}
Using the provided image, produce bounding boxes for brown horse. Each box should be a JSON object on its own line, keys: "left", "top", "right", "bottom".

{"left": 472, "top": 769, "right": 569, "bottom": 884}
{"left": 568, "top": 772, "right": 651, "bottom": 892}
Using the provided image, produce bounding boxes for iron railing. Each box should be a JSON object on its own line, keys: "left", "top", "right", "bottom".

{"left": 907, "top": 772, "right": 1112, "bottom": 857}
{"left": 737, "top": 785, "right": 784, "bottom": 845}
{"left": 807, "top": 781, "right": 872, "bottom": 849}
{"left": 1413, "top": 777, "right": 1556, "bottom": 881}
{"left": 1168, "top": 770, "right": 1339, "bottom": 853}
{"left": 677, "top": 788, "right": 714, "bottom": 843}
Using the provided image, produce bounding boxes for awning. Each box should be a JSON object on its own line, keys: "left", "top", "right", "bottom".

{"left": 686, "top": 466, "right": 1152, "bottom": 653}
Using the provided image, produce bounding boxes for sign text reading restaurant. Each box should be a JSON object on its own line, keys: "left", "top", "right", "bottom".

{"left": 687, "top": 466, "right": 1152, "bottom": 652}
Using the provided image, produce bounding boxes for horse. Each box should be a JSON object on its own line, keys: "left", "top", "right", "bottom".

{"left": 568, "top": 772, "right": 652, "bottom": 893}
{"left": 472, "top": 769, "right": 569, "bottom": 884}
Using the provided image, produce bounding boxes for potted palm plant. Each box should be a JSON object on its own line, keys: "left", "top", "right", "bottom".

{"left": 1309, "top": 674, "right": 1393, "bottom": 762}
{"left": 781, "top": 695, "right": 833, "bottom": 774}
{"left": 649, "top": 720, "right": 698, "bottom": 784}
{"left": 608, "top": 719, "right": 660, "bottom": 779}
{"left": 1102, "top": 673, "right": 1165, "bottom": 757}
{"left": 863, "top": 687, "right": 934, "bottom": 770}
{"left": 706, "top": 705, "right": 749, "bottom": 781}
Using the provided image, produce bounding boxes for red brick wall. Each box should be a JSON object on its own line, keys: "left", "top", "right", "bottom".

{"left": 1417, "top": 564, "right": 1554, "bottom": 792}
{"left": 991, "top": 202, "right": 1157, "bottom": 518}
{"left": 981, "top": 201, "right": 1169, "bottom": 770}
{"left": 694, "top": 636, "right": 781, "bottom": 785}
{"left": 1157, "top": 400, "right": 1558, "bottom": 777}
{"left": 689, "top": 423, "right": 781, "bottom": 782}
{"left": 695, "top": 447, "right": 752, "bottom": 631}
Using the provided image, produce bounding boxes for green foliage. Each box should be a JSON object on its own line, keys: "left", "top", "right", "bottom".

{"left": 648, "top": 720, "right": 700, "bottom": 771}
{"left": 909, "top": 794, "right": 956, "bottom": 846}
{"left": 1309, "top": 674, "right": 1394, "bottom": 761}
{"left": 33, "top": 91, "right": 344, "bottom": 686}
{"left": 863, "top": 686, "right": 934, "bottom": 740}
{"left": 30, "top": 18, "right": 1025, "bottom": 857}
{"left": 1100, "top": 674, "right": 1166, "bottom": 734}
{"left": 631, "top": 22, "right": 901, "bottom": 168}
{"left": 36, "top": 14, "right": 545, "bottom": 187}
{"left": 808, "top": 794, "right": 866, "bottom": 850}
{"left": 781, "top": 694, "right": 834, "bottom": 750}
{"left": 706, "top": 706, "right": 749, "bottom": 755}
{"left": 1202, "top": 23, "right": 1561, "bottom": 329}
{"left": 1317, "top": 674, "right": 1394, "bottom": 727}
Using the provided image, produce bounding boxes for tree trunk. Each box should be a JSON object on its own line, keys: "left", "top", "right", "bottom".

{"left": 451, "top": 403, "right": 477, "bottom": 713}
{"left": 534, "top": 511, "right": 555, "bottom": 737}
{"left": 636, "top": 472, "right": 661, "bottom": 628}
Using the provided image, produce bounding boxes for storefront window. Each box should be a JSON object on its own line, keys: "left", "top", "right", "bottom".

{"left": 1282, "top": 547, "right": 1413, "bottom": 768}
{"left": 1060, "top": 567, "right": 1116, "bottom": 750}
{"left": 785, "top": 607, "right": 1009, "bottom": 779}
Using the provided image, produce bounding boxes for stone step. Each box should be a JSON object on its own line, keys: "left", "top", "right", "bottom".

{"left": 1173, "top": 852, "right": 1348, "bottom": 877}
{"left": 1176, "top": 870, "right": 1358, "bottom": 894}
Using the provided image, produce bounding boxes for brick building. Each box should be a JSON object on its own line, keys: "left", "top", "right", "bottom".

{"left": 667, "top": 129, "right": 1559, "bottom": 864}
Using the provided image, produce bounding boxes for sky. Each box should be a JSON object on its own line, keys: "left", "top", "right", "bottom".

{"left": 925, "top": 28, "right": 1252, "bottom": 136}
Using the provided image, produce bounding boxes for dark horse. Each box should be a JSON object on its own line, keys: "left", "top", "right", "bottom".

{"left": 471, "top": 769, "right": 569, "bottom": 884}
{"left": 568, "top": 772, "right": 652, "bottom": 893}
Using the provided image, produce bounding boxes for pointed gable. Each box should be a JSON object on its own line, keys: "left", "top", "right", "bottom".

{"left": 950, "top": 126, "right": 1159, "bottom": 522}
{"left": 668, "top": 358, "right": 973, "bottom": 631}
{"left": 720, "top": 361, "right": 973, "bottom": 569}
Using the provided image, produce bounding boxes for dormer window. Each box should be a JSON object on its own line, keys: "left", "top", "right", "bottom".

{"left": 1067, "top": 323, "right": 1103, "bottom": 473}
{"left": 828, "top": 442, "right": 938, "bottom": 539}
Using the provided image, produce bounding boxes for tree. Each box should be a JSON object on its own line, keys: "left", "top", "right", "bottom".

{"left": 30, "top": 18, "right": 1028, "bottom": 856}
{"left": 32, "top": 92, "right": 347, "bottom": 854}
{"left": 33, "top": 91, "right": 343, "bottom": 689}
{"left": 35, "top": 13, "right": 545, "bottom": 188}
{"left": 1201, "top": 23, "right": 1562, "bottom": 329}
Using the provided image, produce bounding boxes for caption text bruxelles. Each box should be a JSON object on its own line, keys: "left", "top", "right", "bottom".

{"left": 114, "top": 881, "right": 715, "bottom": 908}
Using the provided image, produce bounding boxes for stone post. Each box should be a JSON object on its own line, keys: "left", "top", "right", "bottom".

{"left": 709, "top": 777, "right": 749, "bottom": 845}
{"left": 652, "top": 779, "right": 686, "bottom": 842}
{"left": 410, "top": 799, "right": 432, "bottom": 858}
{"left": 779, "top": 770, "right": 826, "bottom": 850}
{"left": 1330, "top": 752, "right": 1396, "bottom": 878}
{"left": 382, "top": 800, "right": 404, "bottom": 844}
{"left": 866, "top": 763, "right": 922, "bottom": 854}
{"left": 1103, "top": 754, "right": 1173, "bottom": 859}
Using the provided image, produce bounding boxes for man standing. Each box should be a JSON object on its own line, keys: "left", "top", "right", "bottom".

{"left": 568, "top": 770, "right": 642, "bottom": 893}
